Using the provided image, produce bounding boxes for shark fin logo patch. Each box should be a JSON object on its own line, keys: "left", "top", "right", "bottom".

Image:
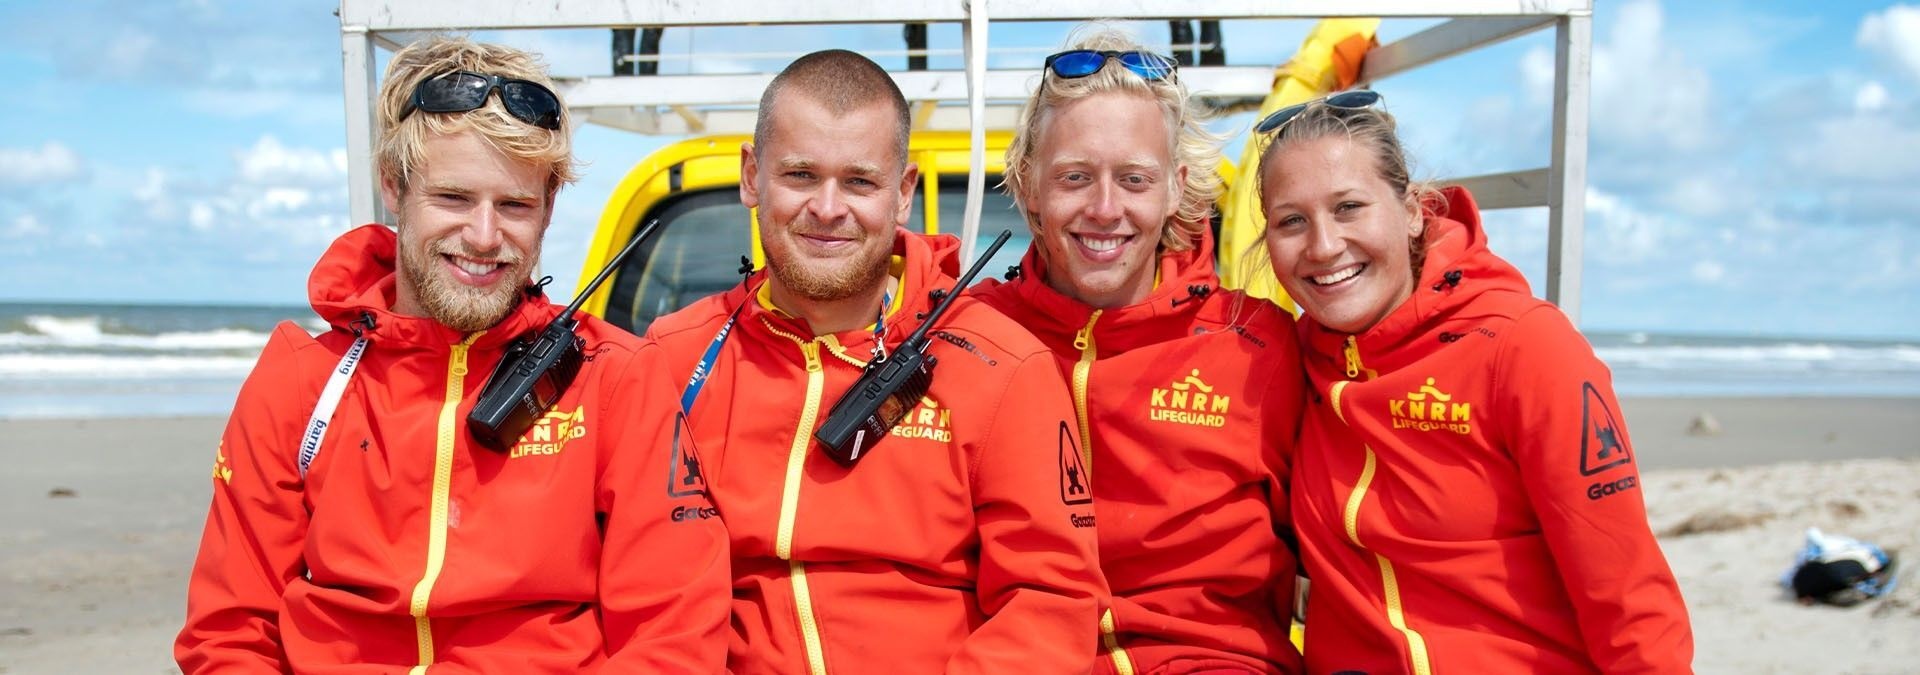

{"left": 666, "top": 411, "right": 709, "bottom": 498}
{"left": 1058, "top": 421, "right": 1092, "bottom": 506}
{"left": 1579, "top": 382, "right": 1632, "bottom": 476}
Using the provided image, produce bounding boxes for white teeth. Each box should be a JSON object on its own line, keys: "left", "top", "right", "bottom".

{"left": 1312, "top": 266, "right": 1362, "bottom": 285}
{"left": 453, "top": 258, "right": 501, "bottom": 276}
{"left": 1077, "top": 235, "right": 1122, "bottom": 253}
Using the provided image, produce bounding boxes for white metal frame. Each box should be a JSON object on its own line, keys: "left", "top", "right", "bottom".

{"left": 338, "top": 0, "right": 1592, "bottom": 318}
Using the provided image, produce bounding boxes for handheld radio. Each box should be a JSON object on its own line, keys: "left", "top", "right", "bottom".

{"left": 813, "top": 229, "right": 1013, "bottom": 466}
{"left": 467, "top": 220, "right": 661, "bottom": 450}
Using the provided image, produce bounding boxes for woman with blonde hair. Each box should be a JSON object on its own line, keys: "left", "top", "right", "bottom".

{"left": 1255, "top": 91, "right": 1694, "bottom": 673}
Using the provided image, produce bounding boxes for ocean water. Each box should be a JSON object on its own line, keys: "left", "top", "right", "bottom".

{"left": 3, "top": 301, "right": 1919, "bottom": 419}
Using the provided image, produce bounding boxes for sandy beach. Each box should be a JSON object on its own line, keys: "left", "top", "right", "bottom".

{"left": 2, "top": 397, "right": 1916, "bottom": 674}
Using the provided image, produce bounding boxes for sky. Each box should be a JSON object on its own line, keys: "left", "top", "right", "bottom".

{"left": 0, "top": 0, "right": 1917, "bottom": 339}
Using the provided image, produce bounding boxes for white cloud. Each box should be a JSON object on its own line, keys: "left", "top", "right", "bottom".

{"left": 1584, "top": 186, "right": 1673, "bottom": 263}
{"left": 1522, "top": 0, "right": 1713, "bottom": 152}
{"left": 1691, "top": 259, "right": 1726, "bottom": 284}
{"left": 1660, "top": 174, "right": 1730, "bottom": 219}
{"left": 5, "top": 214, "right": 48, "bottom": 239}
{"left": 130, "top": 168, "right": 178, "bottom": 222}
{"left": 1790, "top": 114, "right": 1920, "bottom": 181}
{"left": 1854, "top": 81, "right": 1890, "bottom": 113}
{"left": 0, "top": 142, "right": 87, "bottom": 185}
{"left": 235, "top": 136, "right": 348, "bottom": 185}
{"left": 1859, "top": 5, "right": 1920, "bottom": 83}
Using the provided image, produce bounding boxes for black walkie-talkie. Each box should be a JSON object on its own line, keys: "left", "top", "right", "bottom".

{"left": 468, "top": 220, "right": 662, "bottom": 450}
{"left": 813, "top": 229, "right": 1013, "bottom": 466}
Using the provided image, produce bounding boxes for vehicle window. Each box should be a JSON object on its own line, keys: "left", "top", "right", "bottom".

{"left": 910, "top": 177, "right": 1031, "bottom": 285}
{"left": 604, "top": 188, "right": 750, "bottom": 334}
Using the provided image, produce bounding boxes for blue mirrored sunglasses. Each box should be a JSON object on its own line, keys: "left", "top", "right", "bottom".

{"left": 1043, "top": 49, "right": 1178, "bottom": 82}
{"left": 1254, "top": 90, "right": 1382, "bottom": 135}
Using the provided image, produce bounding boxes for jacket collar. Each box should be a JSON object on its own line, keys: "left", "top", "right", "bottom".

{"left": 733, "top": 227, "right": 963, "bottom": 354}
{"left": 308, "top": 224, "right": 557, "bottom": 349}
{"left": 974, "top": 224, "right": 1222, "bottom": 338}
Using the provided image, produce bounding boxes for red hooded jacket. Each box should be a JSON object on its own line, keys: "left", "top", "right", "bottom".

{"left": 970, "top": 231, "right": 1306, "bottom": 675}
{"left": 176, "top": 225, "right": 730, "bottom": 673}
{"left": 1290, "top": 188, "right": 1693, "bottom": 674}
{"left": 645, "top": 229, "right": 1107, "bottom": 674}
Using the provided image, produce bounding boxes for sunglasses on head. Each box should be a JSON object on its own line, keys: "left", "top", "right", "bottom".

{"left": 1254, "top": 90, "right": 1383, "bottom": 135}
{"left": 400, "top": 71, "right": 564, "bottom": 130}
{"left": 1043, "top": 49, "right": 1178, "bottom": 82}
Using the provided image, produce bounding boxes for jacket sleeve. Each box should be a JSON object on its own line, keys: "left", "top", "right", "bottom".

{"left": 594, "top": 342, "right": 731, "bottom": 673}
{"left": 1260, "top": 320, "right": 1309, "bottom": 670}
{"left": 175, "top": 324, "right": 316, "bottom": 674}
{"left": 948, "top": 353, "right": 1107, "bottom": 675}
{"left": 1496, "top": 306, "right": 1694, "bottom": 673}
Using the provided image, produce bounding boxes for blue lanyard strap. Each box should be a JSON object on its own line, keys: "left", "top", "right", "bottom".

{"left": 680, "top": 295, "right": 750, "bottom": 415}
{"left": 870, "top": 289, "right": 891, "bottom": 361}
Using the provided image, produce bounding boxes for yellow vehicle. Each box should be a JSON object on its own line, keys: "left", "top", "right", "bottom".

{"left": 573, "top": 131, "right": 1029, "bottom": 333}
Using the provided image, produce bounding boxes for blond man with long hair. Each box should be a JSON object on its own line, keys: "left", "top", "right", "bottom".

{"left": 971, "top": 26, "right": 1307, "bottom": 674}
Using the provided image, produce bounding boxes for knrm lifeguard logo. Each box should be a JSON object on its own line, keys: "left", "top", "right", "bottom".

{"left": 1579, "top": 382, "right": 1632, "bottom": 476}
{"left": 1389, "top": 378, "right": 1473, "bottom": 435}
{"left": 888, "top": 395, "right": 952, "bottom": 443}
{"left": 1149, "top": 369, "right": 1231, "bottom": 428}
{"left": 510, "top": 406, "right": 586, "bottom": 458}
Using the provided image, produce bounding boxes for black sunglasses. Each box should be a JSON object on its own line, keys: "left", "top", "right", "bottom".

{"left": 1254, "top": 90, "right": 1382, "bottom": 135}
{"left": 400, "top": 71, "right": 564, "bottom": 130}
{"left": 1043, "top": 49, "right": 1178, "bottom": 82}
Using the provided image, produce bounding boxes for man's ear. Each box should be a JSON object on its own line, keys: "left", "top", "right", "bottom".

{"left": 739, "top": 142, "right": 760, "bottom": 210}
{"left": 894, "top": 162, "right": 920, "bottom": 226}
{"left": 1166, "top": 163, "right": 1189, "bottom": 221}
{"left": 379, "top": 171, "right": 402, "bottom": 218}
{"left": 542, "top": 183, "right": 560, "bottom": 233}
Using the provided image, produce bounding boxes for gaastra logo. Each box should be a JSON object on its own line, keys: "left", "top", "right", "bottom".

{"left": 1149, "top": 369, "right": 1230, "bottom": 428}
{"left": 510, "top": 406, "right": 586, "bottom": 458}
{"left": 1390, "top": 378, "right": 1472, "bottom": 434}
{"left": 888, "top": 396, "right": 952, "bottom": 443}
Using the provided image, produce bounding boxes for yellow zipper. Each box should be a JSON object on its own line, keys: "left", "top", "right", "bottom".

{"left": 405, "top": 331, "right": 481, "bottom": 675}
{"left": 1069, "top": 310, "right": 1100, "bottom": 473}
{"left": 1099, "top": 608, "right": 1135, "bottom": 675}
{"left": 1343, "top": 335, "right": 1363, "bottom": 379}
{"left": 1327, "top": 374, "right": 1429, "bottom": 675}
{"left": 767, "top": 328, "right": 831, "bottom": 675}
{"left": 1071, "top": 312, "right": 1133, "bottom": 673}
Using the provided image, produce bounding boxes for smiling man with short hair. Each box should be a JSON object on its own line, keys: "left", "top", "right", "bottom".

{"left": 646, "top": 49, "right": 1107, "bottom": 674}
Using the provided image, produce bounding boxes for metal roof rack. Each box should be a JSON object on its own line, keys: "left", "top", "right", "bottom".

{"left": 337, "top": 0, "right": 1593, "bottom": 318}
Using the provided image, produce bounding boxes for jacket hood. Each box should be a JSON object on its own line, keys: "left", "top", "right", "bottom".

{"left": 1298, "top": 186, "right": 1531, "bottom": 361}
{"left": 972, "top": 224, "right": 1224, "bottom": 338}
{"left": 308, "top": 224, "right": 556, "bottom": 347}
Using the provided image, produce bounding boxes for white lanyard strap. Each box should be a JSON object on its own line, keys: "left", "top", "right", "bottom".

{"left": 298, "top": 336, "right": 368, "bottom": 477}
